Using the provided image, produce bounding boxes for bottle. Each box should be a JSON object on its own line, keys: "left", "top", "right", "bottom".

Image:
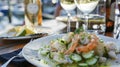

{"left": 8, "top": 0, "right": 12, "bottom": 23}
{"left": 24, "top": 0, "right": 42, "bottom": 27}
{"left": 105, "top": 0, "right": 115, "bottom": 32}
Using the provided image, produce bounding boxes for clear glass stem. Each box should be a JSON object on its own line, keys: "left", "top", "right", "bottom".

{"left": 67, "top": 12, "right": 71, "bottom": 32}
{"left": 84, "top": 15, "right": 89, "bottom": 31}
{"left": 76, "top": 21, "right": 79, "bottom": 29}
{"left": 75, "top": 8, "right": 79, "bottom": 29}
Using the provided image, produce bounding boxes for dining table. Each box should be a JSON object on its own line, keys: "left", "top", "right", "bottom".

{"left": 0, "top": 9, "right": 115, "bottom": 67}
{"left": 0, "top": 31, "right": 113, "bottom": 67}
{"left": 0, "top": 39, "right": 35, "bottom": 67}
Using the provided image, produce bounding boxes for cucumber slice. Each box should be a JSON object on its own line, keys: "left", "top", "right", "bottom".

{"left": 40, "top": 50, "right": 49, "bottom": 56}
{"left": 58, "top": 39, "right": 67, "bottom": 45}
{"left": 49, "top": 52, "right": 55, "bottom": 59}
{"left": 86, "top": 57, "right": 98, "bottom": 66}
{"left": 82, "top": 51, "right": 94, "bottom": 59}
{"left": 56, "top": 64, "right": 62, "bottom": 67}
{"left": 71, "top": 54, "right": 82, "bottom": 62}
{"left": 39, "top": 48, "right": 49, "bottom": 56}
{"left": 79, "top": 63, "right": 88, "bottom": 67}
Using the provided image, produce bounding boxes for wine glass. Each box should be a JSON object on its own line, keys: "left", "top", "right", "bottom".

{"left": 74, "top": 0, "right": 99, "bottom": 31}
{"left": 60, "top": 0, "right": 76, "bottom": 32}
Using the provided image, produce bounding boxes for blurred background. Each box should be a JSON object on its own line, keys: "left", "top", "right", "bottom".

{"left": 0, "top": 0, "right": 115, "bottom": 32}
{"left": 0, "top": 0, "right": 76, "bottom": 25}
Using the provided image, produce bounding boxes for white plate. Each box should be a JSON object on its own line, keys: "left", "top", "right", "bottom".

{"left": 56, "top": 15, "right": 104, "bottom": 23}
{"left": 56, "top": 16, "right": 77, "bottom": 22}
{"left": 22, "top": 34, "right": 120, "bottom": 67}
{"left": 0, "top": 20, "right": 66, "bottom": 40}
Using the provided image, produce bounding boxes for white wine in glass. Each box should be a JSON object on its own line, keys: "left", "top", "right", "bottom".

{"left": 60, "top": 0, "right": 76, "bottom": 32}
{"left": 74, "top": 0, "right": 99, "bottom": 31}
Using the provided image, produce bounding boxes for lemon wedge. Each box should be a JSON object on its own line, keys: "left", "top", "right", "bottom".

{"left": 14, "top": 26, "right": 21, "bottom": 32}
{"left": 15, "top": 26, "right": 26, "bottom": 36}
{"left": 14, "top": 25, "right": 35, "bottom": 36}
{"left": 25, "top": 27, "right": 35, "bottom": 35}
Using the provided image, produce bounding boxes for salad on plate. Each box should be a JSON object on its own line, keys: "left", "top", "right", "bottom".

{"left": 38, "top": 30, "right": 120, "bottom": 67}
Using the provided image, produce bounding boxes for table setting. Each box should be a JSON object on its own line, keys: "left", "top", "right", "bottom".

{"left": 0, "top": 19, "right": 66, "bottom": 41}
{"left": 0, "top": 0, "right": 120, "bottom": 67}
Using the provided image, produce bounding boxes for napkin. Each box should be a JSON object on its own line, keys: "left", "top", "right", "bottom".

{"left": 0, "top": 49, "right": 26, "bottom": 64}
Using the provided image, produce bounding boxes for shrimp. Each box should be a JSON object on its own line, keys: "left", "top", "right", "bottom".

{"left": 65, "top": 42, "right": 78, "bottom": 55}
{"left": 91, "top": 34, "right": 99, "bottom": 43}
{"left": 76, "top": 35, "right": 98, "bottom": 53}
{"left": 76, "top": 46, "right": 89, "bottom": 53}
{"left": 87, "top": 39, "right": 97, "bottom": 50}
{"left": 64, "top": 34, "right": 79, "bottom": 55}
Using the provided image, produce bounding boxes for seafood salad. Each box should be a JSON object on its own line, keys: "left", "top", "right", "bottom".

{"left": 38, "top": 32, "right": 120, "bottom": 67}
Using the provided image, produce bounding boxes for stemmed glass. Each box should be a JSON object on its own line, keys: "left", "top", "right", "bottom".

{"left": 114, "top": 0, "right": 120, "bottom": 39}
{"left": 74, "top": 0, "right": 99, "bottom": 31}
{"left": 60, "top": 0, "right": 76, "bottom": 32}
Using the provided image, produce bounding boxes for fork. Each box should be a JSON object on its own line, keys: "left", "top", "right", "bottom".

{"left": 1, "top": 52, "right": 22, "bottom": 67}
{"left": 1, "top": 39, "right": 33, "bottom": 67}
